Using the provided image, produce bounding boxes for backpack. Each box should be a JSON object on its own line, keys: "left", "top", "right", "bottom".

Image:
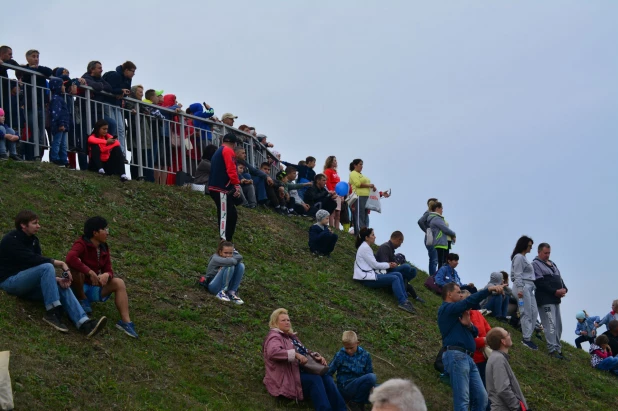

{"left": 425, "top": 227, "right": 434, "bottom": 246}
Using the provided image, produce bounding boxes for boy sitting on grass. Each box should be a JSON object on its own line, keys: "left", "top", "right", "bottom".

{"left": 308, "top": 210, "right": 338, "bottom": 257}
{"left": 328, "top": 331, "right": 377, "bottom": 411}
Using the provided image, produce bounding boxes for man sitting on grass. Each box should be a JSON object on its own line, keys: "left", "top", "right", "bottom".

{"left": 66, "top": 216, "right": 138, "bottom": 338}
{"left": 0, "top": 210, "right": 106, "bottom": 337}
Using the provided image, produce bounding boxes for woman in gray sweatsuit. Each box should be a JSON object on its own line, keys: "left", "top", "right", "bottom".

{"left": 510, "top": 236, "right": 539, "bottom": 349}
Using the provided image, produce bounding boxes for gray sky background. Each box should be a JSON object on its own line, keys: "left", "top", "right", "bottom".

{"left": 5, "top": 1, "right": 617, "bottom": 347}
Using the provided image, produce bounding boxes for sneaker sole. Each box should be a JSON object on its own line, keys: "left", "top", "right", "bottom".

{"left": 87, "top": 316, "right": 108, "bottom": 338}
{"left": 521, "top": 341, "right": 538, "bottom": 350}
{"left": 115, "top": 323, "right": 138, "bottom": 338}
{"left": 42, "top": 317, "right": 69, "bottom": 333}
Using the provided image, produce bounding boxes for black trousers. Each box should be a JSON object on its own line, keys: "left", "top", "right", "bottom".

{"left": 575, "top": 335, "right": 595, "bottom": 349}
{"left": 311, "top": 233, "right": 338, "bottom": 255}
{"left": 436, "top": 248, "right": 448, "bottom": 268}
{"left": 209, "top": 190, "right": 238, "bottom": 242}
{"left": 313, "top": 197, "right": 337, "bottom": 214}
{"left": 88, "top": 145, "right": 125, "bottom": 176}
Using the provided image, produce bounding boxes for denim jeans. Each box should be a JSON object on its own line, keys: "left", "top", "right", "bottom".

{"left": 596, "top": 357, "right": 618, "bottom": 374}
{"left": 485, "top": 294, "right": 509, "bottom": 318}
{"left": 51, "top": 131, "right": 68, "bottom": 164}
{"left": 0, "top": 263, "right": 88, "bottom": 327}
{"left": 252, "top": 175, "right": 267, "bottom": 202}
{"left": 0, "top": 126, "right": 18, "bottom": 156}
{"left": 360, "top": 272, "right": 408, "bottom": 305}
{"left": 425, "top": 243, "right": 438, "bottom": 276}
{"left": 300, "top": 373, "right": 347, "bottom": 411}
{"left": 340, "top": 373, "right": 377, "bottom": 404}
{"left": 104, "top": 106, "right": 126, "bottom": 155}
{"left": 443, "top": 350, "right": 488, "bottom": 411}
{"left": 207, "top": 263, "right": 245, "bottom": 294}
{"left": 388, "top": 263, "right": 417, "bottom": 283}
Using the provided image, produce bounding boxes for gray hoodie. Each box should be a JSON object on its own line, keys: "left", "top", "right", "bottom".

{"left": 480, "top": 272, "right": 514, "bottom": 307}
{"left": 205, "top": 250, "right": 243, "bottom": 281}
{"left": 511, "top": 254, "right": 535, "bottom": 291}
{"left": 417, "top": 210, "right": 431, "bottom": 232}
{"left": 427, "top": 213, "right": 456, "bottom": 248}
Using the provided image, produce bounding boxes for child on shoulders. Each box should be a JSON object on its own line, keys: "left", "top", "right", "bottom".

{"left": 328, "top": 331, "right": 377, "bottom": 410}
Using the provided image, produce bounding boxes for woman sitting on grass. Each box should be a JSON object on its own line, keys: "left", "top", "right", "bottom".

{"left": 87, "top": 119, "right": 127, "bottom": 182}
{"left": 201, "top": 241, "right": 244, "bottom": 304}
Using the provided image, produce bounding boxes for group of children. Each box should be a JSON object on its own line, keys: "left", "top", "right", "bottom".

{"left": 575, "top": 306, "right": 618, "bottom": 376}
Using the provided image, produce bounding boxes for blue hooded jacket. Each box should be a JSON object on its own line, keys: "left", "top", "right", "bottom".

{"left": 49, "top": 78, "right": 71, "bottom": 133}
{"left": 188, "top": 103, "right": 215, "bottom": 141}
{"left": 102, "top": 65, "right": 132, "bottom": 106}
{"left": 575, "top": 316, "right": 600, "bottom": 336}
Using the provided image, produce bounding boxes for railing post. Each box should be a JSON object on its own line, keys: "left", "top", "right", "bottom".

{"left": 180, "top": 115, "right": 187, "bottom": 173}
{"left": 30, "top": 75, "right": 39, "bottom": 159}
{"left": 135, "top": 103, "right": 143, "bottom": 179}
{"left": 85, "top": 89, "right": 92, "bottom": 133}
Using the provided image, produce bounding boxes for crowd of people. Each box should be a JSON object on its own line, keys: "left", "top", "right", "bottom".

{"left": 1, "top": 45, "right": 617, "bottom": 411}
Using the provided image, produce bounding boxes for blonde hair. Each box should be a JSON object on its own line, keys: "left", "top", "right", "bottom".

{"left": 269, "top": 308, "right": 294, "bottom": 334}
{"left": 342, "top": 331, "right": 358, "bottom": 344}
{"left": 613, "top": 299, "right": 618, "bottom": 307}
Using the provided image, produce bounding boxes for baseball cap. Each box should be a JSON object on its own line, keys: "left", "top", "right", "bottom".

{"left": 222, "top": 133, "right": 239, "bottom": 143}
{"left": 222, "top": 113, "right": 238, "bottom": 121}
{"left": 155, "top": 90, "right": 164, "bottom": 96}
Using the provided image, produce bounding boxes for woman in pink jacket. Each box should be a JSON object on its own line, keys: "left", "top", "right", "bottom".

{"left": 87, "top": 119, "right": 127, "bottom": 181}
{"left": 263, "top": 308, "right": 346, "bottom": 410}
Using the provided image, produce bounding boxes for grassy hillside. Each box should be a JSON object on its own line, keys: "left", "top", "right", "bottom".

{"left": 0, "top": 161, "right": 616, "bottom": 410}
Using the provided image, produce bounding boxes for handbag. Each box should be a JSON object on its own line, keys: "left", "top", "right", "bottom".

{"left": 346, "top": 191, "right": 359, "bottom": 207}
{"left": 302, "top": 353, "right": 329, "bottom": 376}
{"left": 424, "top": 275, "right": 443, "bottom": 295}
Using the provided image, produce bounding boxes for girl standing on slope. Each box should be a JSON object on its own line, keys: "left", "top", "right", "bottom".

{"left": 575, "top": 310, "right": 600, "bottom": 349}
{"left": 510, "top": 236, "right": 539, "bottom": 351}
{"left": 323, "top": 156, "right": 342, "bottom": 230}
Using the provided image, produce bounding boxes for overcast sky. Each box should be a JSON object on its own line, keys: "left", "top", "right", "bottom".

{"left": 5, "top": 0, "right": 617, "bottom": 347}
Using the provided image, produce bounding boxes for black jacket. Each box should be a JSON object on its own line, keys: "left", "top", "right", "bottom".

{"left": 0, "top": 230, "right": 53, "bottom": 282}
{"left": 19, "top": 65, "right": 53, "bottom": 110}
{"left": 533, "top": 259, "right": 567, "bottom": 306}
{"left": 102, "top": 65, "right": 132, "bottom": 106}
{"left": 304, "top": 184, "right": 331, "bottom": 207}
{"left": 376, "top": 241, "right": 396, "bottom": 263}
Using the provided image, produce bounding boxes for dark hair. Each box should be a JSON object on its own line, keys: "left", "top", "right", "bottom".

{"left": 122, "top": 61, "right": 136, "bottom": 71}
{"left": 145, "top": 89, "right": 156, "bottom": 100}
{"left": 430, "top": 201, "right": 443, "bottom": 212}
{"left": 447, "top": 253, "right": 459, "bottom": 262}
{"left": 285, "top": 166, "right": 297, "bottom": 174}
{"left": 0, "top": 46, "right": 12, "bottom": 55}
{"left": 511, "top": 236, "right": 534, "bottom": 260}
{"left": 349, "top": 158, "right": 362, "bottom": 172}
{"left": 305, "top": 156, "right": 316, "bottom": 163}
{"left": 83, "top": 216, "right": 108, "bottom": 238}
{"left": 608, "top": 320, "right": 618, "bottom": 333}
{"left": 186, "top": 107, "right": 192, "bottom": 114}
{"left": 501, "top": 271, "right": 509, "bottom": 282}
{"left": 355, "top": 227, "right": 373, "bottom": 249}
{"left": 15, "top": 210, "right": 38, "bottom": 230}
{"left": 441, "top": 282, "right": 460, "bottom": 301}
{"left": 314, "top": 173, "right": 326, "bottom": 183}
{"left": 87, "top": 60, "right": 101, "bottom": 74}
{"left": 595, "top": 334, "right": 609, "bottom": 346}
{"left": 217, "top": 241, "right": 234, "bottom": 254}
{"left": 92, "top": 119, "right": 109, "bottom": 137}
{"left": 390, "top": 231, "right": 403, "bottom": 240}
{"left": 202, "top": 145, "right": 218, "bottom": 161}
{"left": 537, "top": 242, "right": 550, "bottom": 252}
{"left": 427, "top": 197, "right": 438, "bottom": 205}
{"left": 260, "top": 162, "right": 270, "bottom": 169}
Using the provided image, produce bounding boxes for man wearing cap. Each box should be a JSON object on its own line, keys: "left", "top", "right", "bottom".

{"left": 532, "top": 242, "right": 568, "bottom": 360}
{"left": 221, "top": 113, "right": 237, "bottom": 127}
{"left": 208, "top": 133, "right": 242, "bottom": 242}
{"left": 438, "top": 282, "right": 504, "bottom": 411}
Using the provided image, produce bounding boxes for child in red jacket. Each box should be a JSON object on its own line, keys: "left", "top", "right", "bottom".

{"left": 87, "top": 119, "right": 127, "bottom": 181}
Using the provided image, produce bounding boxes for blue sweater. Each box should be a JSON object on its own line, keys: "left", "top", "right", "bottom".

{"left": 438, "top": 288, "right": 490, "bottom": 352}
{"left": 188, "top": 103, "right": 215, "bottom": 141}
{"left": 327, "top": 346, "right": 373, "bottom": 390}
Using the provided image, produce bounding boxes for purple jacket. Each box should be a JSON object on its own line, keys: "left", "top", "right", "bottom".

{"left": 263, "top": 329, "right": 303, "bottom": 400}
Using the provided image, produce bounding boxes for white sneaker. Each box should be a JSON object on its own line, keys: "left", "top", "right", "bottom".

{"left": 216, "top": 291, "right": 230, "bottom": 302}
{"left": 228, "top": 292, "right": 244, "bottom": 305}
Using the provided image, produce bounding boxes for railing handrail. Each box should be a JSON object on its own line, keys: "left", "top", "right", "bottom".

{"left": 0, "top": 61, "right": 278, "bottom": 161}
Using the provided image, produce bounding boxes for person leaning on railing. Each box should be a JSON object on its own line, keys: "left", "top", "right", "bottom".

{"left": 0, "top": 45, "right": 21, "bottom": 130}
{"left": 87, "top": 119, "right": 127, "bottom": 182}
{"left": 102, "top": 61, "right": 136, "bottom": 155}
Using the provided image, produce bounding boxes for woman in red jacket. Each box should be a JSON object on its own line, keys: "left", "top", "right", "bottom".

{"left": 323, "top": 156, "right": 344, "bottom": 230}
{"left": 462, "top": 290, "right": 493, "bottom": 390}
{"left": 87, "top": 119, "right": 127, "bottom": 181}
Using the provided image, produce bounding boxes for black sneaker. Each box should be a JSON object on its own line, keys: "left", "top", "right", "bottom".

{"left": 80, "top": 316, "right": 107, "bottom": 338}
{"left": 347, "top": 401, "right": 366, "bottom": 411}
{"left": 549, "top": 351, "right": 569, "bottom": 361}
{"left": 398, "top": 301, "right": 416, "bottom": 314}
{"left": 9, "top": 154, "right": 23, "bottom": 161}
{"left": 43, "top": 306, "right": 69, "bottom": 333}
{"left": 0, "top": 154, "right": 7, "bottom": 161}
{"left": 415, "top": 296, "right": 426, "bottom": 304}
{"left": 521, "top": 339, "right": 538, "bottom": 350}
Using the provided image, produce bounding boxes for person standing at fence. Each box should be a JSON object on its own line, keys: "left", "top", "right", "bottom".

{"left": 19, "top": 49, "right": 53, "bottom": 161}
{"left": 48, "top": 78, "right": 70, "bottom": 166}
{"left": 125, "top": 85, "right": 156, "bottom": 182}
{"left": 0, "top": 45, "right": 20, "bottom": 130}
{"left": 427, "top": 201, "right": 456, "bottom": 268}
{"left": 102, "top": 61, "right": 136, "bottom": 156}
{"left": 417, "top": 198, "right": 439, "bottom": 276}
{"left": 208, "top": 133, "right": 242, "bottom": 242}
{"left": 532, "top": 242, "right": 568, "bottom": 360}
{"left": 510, "top": 235, "right": 539, "bottom": 351}
{"left": 349, "top": 159, "right": 375, "bottom": 234}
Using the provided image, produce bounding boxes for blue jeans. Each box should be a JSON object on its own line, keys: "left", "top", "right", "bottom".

{"left": 207, "top": 264, "right": 245, "bottom": 294}
{"left": 360, "top": 272, "right": 408, "bottom": 305}
{"left": 51, "top": 131, "right": 68, "bottom": 164}
{"left": 339, "top": 373, "right": 377, "bottom": 404}
{"left": 0, "top": 125, "right": 18, "bottom": 156}
{"left": 388, "top": 263, "right": 417, "bottom": 283}
{"left": 485, "top": 294, "right": 509, "bottom": 318}
{"left": 104, "top": 106, "right": 126, "bottom": 155}
{"left": 596, "top": 357, "right": 618, "bottom": 374}
{"left": 443, "top": 350, "right": 488, "bottom": 411}
{"left": 425, "top": 243, "right": 438, "bottom": 276}
{"left": 300, "top": 373, "right": 347, "bottom": 411}
{"left": 252, "top": 175, "right": 267, "bottom": 202}
{"left": 0, "top": 263, "right": 88, "bottom": 327}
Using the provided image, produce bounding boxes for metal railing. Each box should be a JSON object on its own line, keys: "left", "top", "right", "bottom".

{"left": 0, "top": 62, "right": 279, "bottom": 180}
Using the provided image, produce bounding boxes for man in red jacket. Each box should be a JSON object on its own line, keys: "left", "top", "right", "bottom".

{"left": 66, "top": 216, "right": 138, "bottom": 338}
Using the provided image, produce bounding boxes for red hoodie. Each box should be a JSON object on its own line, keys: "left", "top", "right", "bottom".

{"left": 88, "top": 133, "right": 120, "bottom": 162}
{"left": 470, "top": 309, "right": 492, "bottom": 364}
{"left": 66, "top": 237, "right": 114, "bottom": 283}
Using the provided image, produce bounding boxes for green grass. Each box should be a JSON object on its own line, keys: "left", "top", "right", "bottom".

{"left": 0, "top": 161, "right": 616, "bottom": 410}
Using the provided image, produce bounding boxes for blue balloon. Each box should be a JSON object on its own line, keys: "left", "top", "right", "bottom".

{"left": 335, "top": 181, "right": 349, "bottom": 196}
